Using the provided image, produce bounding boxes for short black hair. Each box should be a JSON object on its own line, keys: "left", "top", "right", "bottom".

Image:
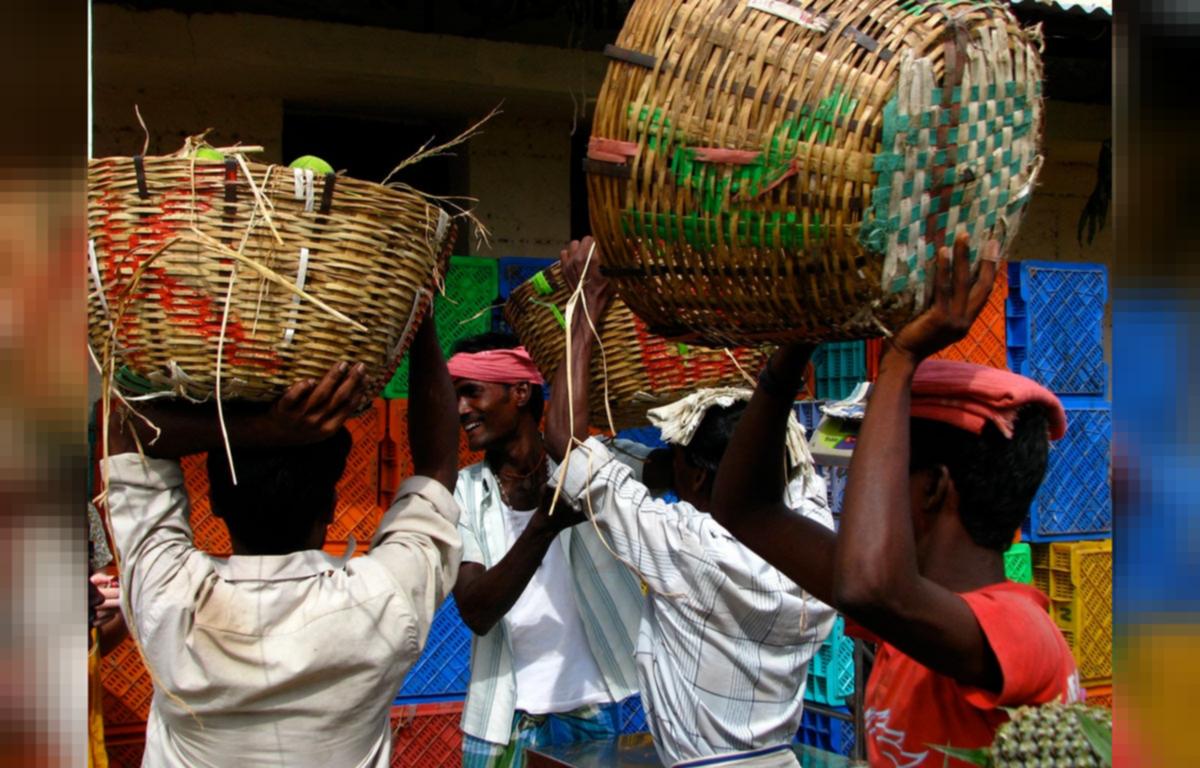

{"left": 207, "top": 428, "right": 352, "bottom": 555}
{"left": 450, "top": 332, "right": 545, "bottom": 421}
{"left": 681, "top": 401, "right": 748, "bottom": 473}
{"left": 910, "top": 404, "right": 1051, "bottom": 552}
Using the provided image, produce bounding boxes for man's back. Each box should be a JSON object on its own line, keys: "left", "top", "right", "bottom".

{"left": 106, "top": 455, "right": 461, "bottom": 768}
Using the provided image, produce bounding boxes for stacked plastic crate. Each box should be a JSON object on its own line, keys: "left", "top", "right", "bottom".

{"left": 1007, "top": 261, "right": 1112, "bottom": 705}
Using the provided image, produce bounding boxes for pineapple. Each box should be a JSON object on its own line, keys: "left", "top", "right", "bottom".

{"left": 935, "top": 702, "right": 1112, "bottom": 767}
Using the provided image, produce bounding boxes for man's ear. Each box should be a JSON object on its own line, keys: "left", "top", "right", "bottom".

{"left": 922, "top": 464, "right": 952, "bottom": 516}
{"left": 511, "top": 381, "right": 532, "bottom": 408}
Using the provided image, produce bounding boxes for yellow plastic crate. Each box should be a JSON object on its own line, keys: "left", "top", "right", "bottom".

{"left": 1046, "top": 540, "right": 1112, "bottom": 685}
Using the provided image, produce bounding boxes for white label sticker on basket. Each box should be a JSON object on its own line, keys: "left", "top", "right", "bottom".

{"left": 747, "top": 0, "right": 830, "bottom": 33}
{"left": 283, "top": 246, "right": 311, "bottom": 345}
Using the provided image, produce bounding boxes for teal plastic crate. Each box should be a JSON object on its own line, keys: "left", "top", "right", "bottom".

{"left": 384, "top": 256, "right": 499, "bottom": 398}
{"left": 812, "top": 342, "right": 866, "bottom": 401}
{"left": 805, "top": 616, "right": 854, "bottom": 707}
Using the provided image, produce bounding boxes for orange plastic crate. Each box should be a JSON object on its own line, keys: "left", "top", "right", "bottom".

{"left": 931, "top": 267, "right": 1008, "bottom": 368}
{"left": 390, "top": 701, "right": 465, "bottom": 768}
{"left": 1085, "top": 683, "right": 1112, "bottom": 710}
{"left": 182, "top": 401, "right": 385, "bottom": 555}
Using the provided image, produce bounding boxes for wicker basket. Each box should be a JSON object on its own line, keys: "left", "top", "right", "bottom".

{"left": 87, "top": 146, "right": 456, "bottom": 401}
{"left": 587, "top": 0, "right": 1043, "bottom": 346}
{"left": 504, "top": 262, "right": 770, "bottom": 430}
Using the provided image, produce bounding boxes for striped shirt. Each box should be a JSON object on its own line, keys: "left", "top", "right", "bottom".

{"left": 454, "top": 447, "right": 645, "bottom": 746}
{"left": 551, "top": 437, "right": 837, "bottom": 767}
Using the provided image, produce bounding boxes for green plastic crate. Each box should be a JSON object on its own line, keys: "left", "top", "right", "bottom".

{"left": 1004, "top": 541, "right": 1033, "bottom": 585}
{"left": 383, "top": 256, "right": 499, "bottom": 398}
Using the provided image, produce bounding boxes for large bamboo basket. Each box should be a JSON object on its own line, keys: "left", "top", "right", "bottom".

{"left": 587, "top": 0, "right": 1044, "bottom": 346}
{"left": 87, "top": 145, "right": 456, "bottom": 401}
{"left": 504, "top": 262, "right": 771, "bottom": 430}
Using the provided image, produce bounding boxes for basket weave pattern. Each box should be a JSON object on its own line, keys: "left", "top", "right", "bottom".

{"left": 587, "top": 0, "right": 1042, "bottom": 345}
{"left": 504, "top": 263, "right": 769, "bottom": 429}
{"left": 87, "top": 153, "right": 453, "bottom": 401}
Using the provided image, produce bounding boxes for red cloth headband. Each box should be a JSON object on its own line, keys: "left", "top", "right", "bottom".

{"left": 911, "top": 360, "right": 1068, "bottom": 441}
{"left": 446, "top": 348, "right": 545, "bottom": 385}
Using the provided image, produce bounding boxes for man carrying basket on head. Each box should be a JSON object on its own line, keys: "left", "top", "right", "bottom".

{"left": 541, "top": 237, "right": 836, "bottom": 768}
{"left": 101, "top": 310, "right": 464, "bottom": 767}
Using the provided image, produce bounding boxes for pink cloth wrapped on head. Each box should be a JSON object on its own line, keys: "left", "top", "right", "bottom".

{"left": 911, "top": 360, "right": 1068, "bottom": 441}
{"left": 446, "top": 347, "right": 546, "bottom": 385}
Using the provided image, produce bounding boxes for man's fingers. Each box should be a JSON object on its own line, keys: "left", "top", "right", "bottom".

{"left": 308, "top": 362, "right": 350, "bottom": 412}
{"left": 950, "top": 231, "right": 971, "bottom": 315}
{"left": 934, "top": 246, "right": 954, "bottom": 311}
{"left": 326, "top": 362, "right": 366, "bottom": 416}
{"left": 966, "top": 259, "right": 997, "bottom": 319}
{"left": 277, "top": 378, "right": 315, "bottom": 413}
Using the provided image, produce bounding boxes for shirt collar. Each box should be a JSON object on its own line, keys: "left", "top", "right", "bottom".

{"left": 211, "top": 537, "right": 357, "bottom": 582}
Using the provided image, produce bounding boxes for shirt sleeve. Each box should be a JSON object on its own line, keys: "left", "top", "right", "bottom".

{"left": 959, "top": 587, "right": 1078, "bottom": 709}
{"left": 103, "top": 454, "right": 210, "bottom": 647}
{"left": 549, "top": 436, "right": 692, "bottom": 595}
{"left": 369, "top": 476, "right": 464, "bottom": 647}
{"left": 453, "top": 480, "right": 485, "bottom": 565}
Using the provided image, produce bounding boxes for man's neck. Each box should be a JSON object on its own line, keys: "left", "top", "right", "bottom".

{"left": 921, "top": 533, "right": 1007, "bottom": 593}
{"left": 485, "top": 419, "right": 544, "bottom": 475}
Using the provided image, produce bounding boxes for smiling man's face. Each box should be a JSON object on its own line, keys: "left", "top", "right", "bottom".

{"left": 454, "top": 378, "right": 526, "bottom": 452}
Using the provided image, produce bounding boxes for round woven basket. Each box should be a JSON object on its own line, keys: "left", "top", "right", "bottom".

{"left": 504, "top": 262, "right": 771, "bottom": 430}
{"left": 587, "top": 0, "right": 1043, "bottom": 346}
{"left": 87, "top": 147, "right": 456, "bottom": 401}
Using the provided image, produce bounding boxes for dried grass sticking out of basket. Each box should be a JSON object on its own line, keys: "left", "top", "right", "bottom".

{"left": 586, "top": 0, "right": 1044, "bottom": 346}
{"left": 504, "top": 261, "right": 770, "bottom": 430}
{"left": 86, "top": 137, "right": 470, "bottom": 405}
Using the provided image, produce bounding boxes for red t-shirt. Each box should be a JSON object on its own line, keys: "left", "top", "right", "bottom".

{"left": 860, "top": 582, "right": 1082, "bottom": 767}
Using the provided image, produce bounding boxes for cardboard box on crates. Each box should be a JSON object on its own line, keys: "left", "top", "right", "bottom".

{"left": 1033, "top": 540, "right": 1112, "bottom": 685}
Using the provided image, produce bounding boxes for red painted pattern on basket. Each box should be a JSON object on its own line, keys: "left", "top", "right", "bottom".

{"left": 632, "top": 315, "right": 758, "bottom": 393}
{"left": 95, "top": 184, "right": 282, "bottom": 373}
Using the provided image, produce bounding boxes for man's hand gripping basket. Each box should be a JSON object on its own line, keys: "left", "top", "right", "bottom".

{"left": 504, "top": 262, "right": 770, "bottom": 430}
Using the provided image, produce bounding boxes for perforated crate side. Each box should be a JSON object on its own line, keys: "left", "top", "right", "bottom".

{"left": 1033, "top": 566, "right": 1050, "bottom": 597}
{"left": 1004, "top": 542, "right": 1033, "bottom": 585}
{"left": 395, "top": 596, "right": 473, "bottom": 702}
{"left": 793, "top": 400, "right": 826, "bottom": 435}
{"left": 1006, "top": 261, "right": 1108, "bottom": 395}
{"left": 182, "top": 402, "right": 384, "bottom": 554}
{"left": 932, "top": 266, "right": 1008, "bottom": 369}
{"left": 389, "top": 701, "right": 465, "bottom": 768}
{"left": 1085, "top": 684, "right": 1112, "bottom": 710}
{"left": 812, "top": 341, "right": 866, "bottom": 401}
{"left": 385, "top": 256, "right": 499, "bottom": 398}
{"left": 805, "top": 617, "right": 854, "bottom": 707}
{"left": 100, "top": 636, "right": 153, "bottom": 726}
{"left": 620, "top": 694, "right": 649, "bottom": 734}
{"left": 797, "top": 705, "right": 855, "bottom": 757}
{"left": 1022, "top": 397, "right": 1112, "bottom": 542}
{"left": 103, "top": 725, "right": 148, "bottom": 768}
{"left": 1071, "top": 541, "right": 1113, "bottom": 684}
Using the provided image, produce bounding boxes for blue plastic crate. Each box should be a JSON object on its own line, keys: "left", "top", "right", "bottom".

{"left": 797, "top": 705, "right": 855, "bottom": 757}
{"left": 805, "top": 617, "right": 855, "bottom": 707}
{"left": 816, "top": 465, "right": 848, "bottom": 519}
{"left": 616, "top": 426, "right": 667, "bottom": 448}
{"left": 395, "top": 595, "right": 473, "bottom": 703}
{"left": 812, "top": 342, "right": 866, "bottom": 401}
{"left": 1006, "top": 261, "right": 1108, "bottom": 396}
{"left": 619, "top": 694, "right": 648, "bottom": 734}
{"left": 1022, "top": 396, "right": 1112, "bottom": 542}
{"left": 495, "top": 257, "right": 555, "bottom": 335}
{"left": 794, "top": 400, "right": 827, "bottom": 435}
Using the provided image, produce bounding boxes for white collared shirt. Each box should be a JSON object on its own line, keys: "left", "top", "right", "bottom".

{"left": 103, "top": 453, "right": 462, "bottom": 768}
{"left": 454, "top": 443, "right": 646, "bottom": 745}
{"left": 551, "top": 437, "right": 837, "bottom": 767}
